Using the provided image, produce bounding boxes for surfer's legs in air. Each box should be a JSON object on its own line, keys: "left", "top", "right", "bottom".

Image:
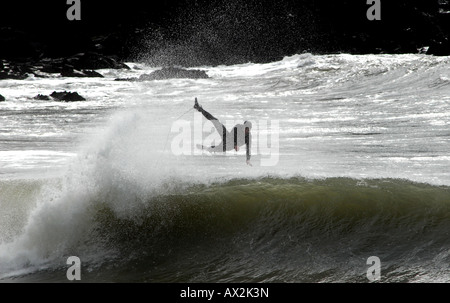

{"left": 194, "top": 98, "right": 228, "bottom": 152}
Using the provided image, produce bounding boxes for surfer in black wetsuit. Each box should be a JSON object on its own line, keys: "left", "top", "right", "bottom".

{"left": 194, "top": 98, "right": 253, "bottom": 166}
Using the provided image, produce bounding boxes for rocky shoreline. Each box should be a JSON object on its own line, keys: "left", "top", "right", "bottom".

{"left": 0, "top": 0, "right": 449, "bottom": 83}
{"left": 0, "top": 52, "right": 128, "bottom": 80}
{"left": 0, "top": 57, "right": 210, "bottom": 101}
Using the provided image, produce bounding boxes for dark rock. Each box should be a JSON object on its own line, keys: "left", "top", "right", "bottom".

{"left": 38, "top": 60, "right": 65, "bottom": 74}
{"left": 0, "top": 94, "right": 5, "bottom": 101}
{"left": 50, "top": 91, "right": 86, "bottom": 102}
{"left": 0, "top": 59, "right": 105, "bottom": 80}
{"left": 0, "top": 62, "right": 30, "bottom": 80}
{"left": 0, "top": 58, "right": 106, "bottom": 80}
{"left": 34, "top": 94, "right": 51, "bottom": 100}
{"left": 60, "top": 66, "right": 83, "bottom": 77}
{"left": 60, "top": 66, "right": 104, "bottom": 78}
{"left": 80, "top": 70, "right": 104, "bottom": 77}
{"left": 143, "top": 67, "right": 209, "bottom": 80}
{"left": 116, "top": 67, "right": 209, "bottom": 81}
{"left": 65, "top": 52, "right": 130, "bottom": 70}
{"left": 34, "top": 58, "right": 104, "bottom": 77}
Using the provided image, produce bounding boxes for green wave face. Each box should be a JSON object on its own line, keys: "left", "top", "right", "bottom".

{"left": 84, "top": 177, "right": 450, "bottom": 282}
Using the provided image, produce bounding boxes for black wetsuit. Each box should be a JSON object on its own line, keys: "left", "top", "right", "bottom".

{"left": 198, "top": 107, "right": 251, "bottom": 161}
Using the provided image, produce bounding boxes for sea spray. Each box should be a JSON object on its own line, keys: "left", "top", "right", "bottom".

{"left": 0, "top": 109, "right": 195, "bottom": 278}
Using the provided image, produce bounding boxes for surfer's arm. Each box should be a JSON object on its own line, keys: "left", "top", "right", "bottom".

{"left": 246, "top": 133, "right": 251, "bottom": 165}
{"left": 233, "top": 127, "right": 238, "bottom": 150}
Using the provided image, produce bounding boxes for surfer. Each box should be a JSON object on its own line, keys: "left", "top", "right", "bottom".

{"left": 194, "top": 98, "right": 252, "bottom": 166}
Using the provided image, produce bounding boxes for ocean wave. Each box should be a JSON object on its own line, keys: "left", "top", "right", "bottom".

{"left": 1, "top": 176, "right": 449, "bottom": 282}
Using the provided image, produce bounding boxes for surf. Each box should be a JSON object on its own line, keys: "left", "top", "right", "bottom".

{"left": 1, "top": 52, "right": 450, "bottom": 282}
{"left": 1, "top": 173, "right": 449, "bottom": 282}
